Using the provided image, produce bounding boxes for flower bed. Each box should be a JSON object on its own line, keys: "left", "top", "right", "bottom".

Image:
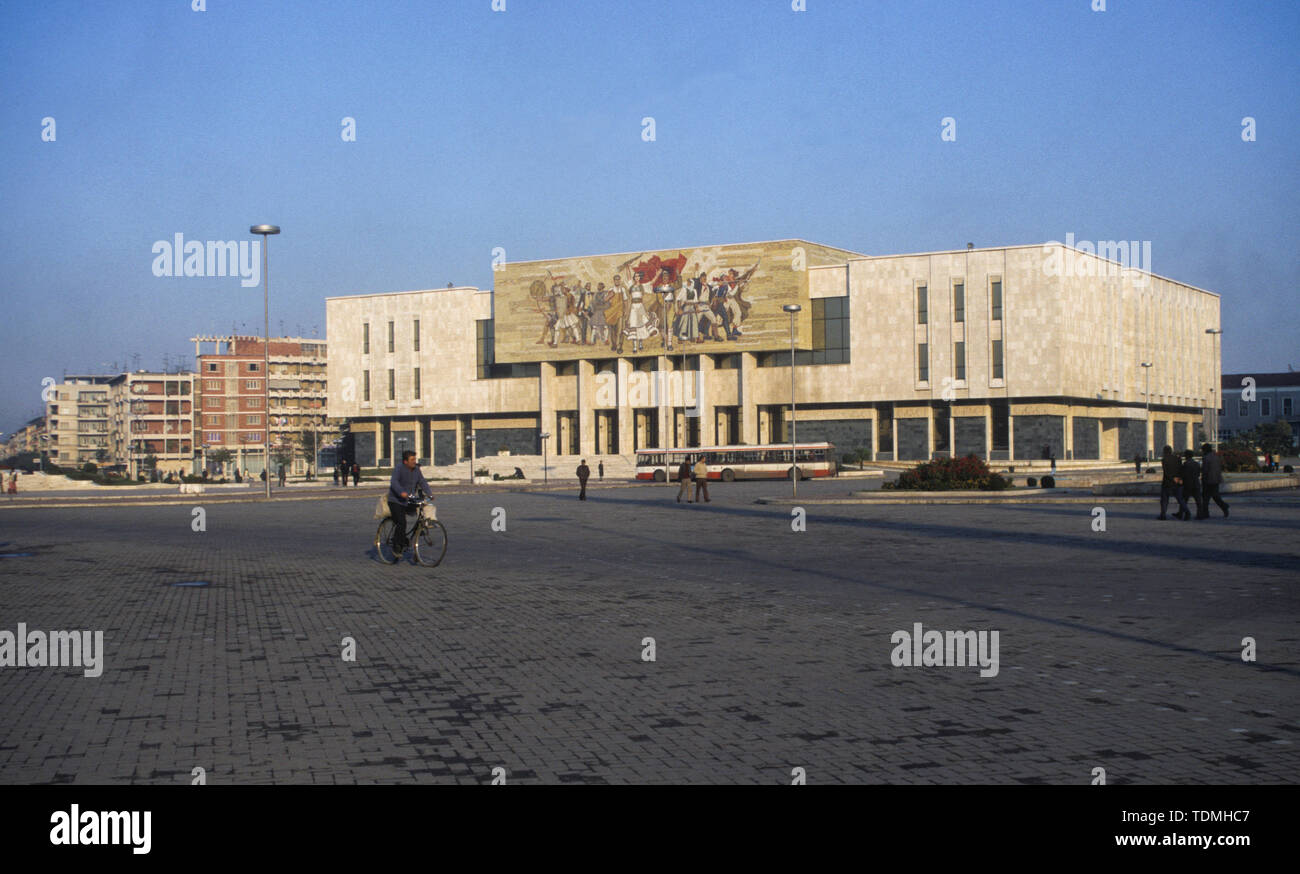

{"left": 882, "top": 455, "right": 1012, "bottom": 491}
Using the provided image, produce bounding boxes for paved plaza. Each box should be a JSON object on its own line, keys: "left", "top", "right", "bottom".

{"left": 0, "top": 479, "right": 1297, "bottom": 784}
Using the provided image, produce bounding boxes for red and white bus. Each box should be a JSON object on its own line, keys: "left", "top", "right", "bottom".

{"left": 634, "top": 443, "right": 838, "bottom": 482}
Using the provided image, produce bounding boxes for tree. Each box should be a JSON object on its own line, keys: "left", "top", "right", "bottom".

{"left": 142, "top": 453, "right": 159, "bottom": 471}
{"left": 95, "top": 449, "right": 108, "bottom": 464}
{"left": 1253, "top": 421, "right": 1296, "bottom": 457}
{"left": 271, "top": 447, "right": 294, "bottom": 469}
{"left": 209, "top": 448, "right": 234, "bottom": 466}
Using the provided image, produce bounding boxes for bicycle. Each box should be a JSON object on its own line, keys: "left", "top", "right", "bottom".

{"left": 375, "top": 493, "right": 448, "bottom": 567}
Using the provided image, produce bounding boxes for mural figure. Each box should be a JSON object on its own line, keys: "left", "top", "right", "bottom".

{"left": 522, "top": 250, "right": 764, "bottom": 355}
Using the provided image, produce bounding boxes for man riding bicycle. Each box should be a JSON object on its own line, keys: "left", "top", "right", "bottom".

{"left": 388, "top": 450, "right": 434, "bottom": 553}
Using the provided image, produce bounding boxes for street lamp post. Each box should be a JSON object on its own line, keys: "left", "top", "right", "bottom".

{"left": 250, "top": 224, "right": 280, "bottom": 499}
{"left": 783, "top": 304, "right": 802, "bottom": 498}
{"left": 540, "top": 432, "right": 551, "bottom": 485}
{"left": 1141, "top": 361, "right": 1153, "bottom": 460}
{"left": 468, "top": 430, "right": 477, "bottom": 484}
{"left": 1205, "top": 328, "right": 1223, "bottom": 448}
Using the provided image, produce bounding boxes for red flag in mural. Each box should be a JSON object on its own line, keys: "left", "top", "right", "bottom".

{"left": 632, "top": 253, "right": 687, "bottom": 285}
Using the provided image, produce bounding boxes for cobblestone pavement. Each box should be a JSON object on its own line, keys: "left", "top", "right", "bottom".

{"left": 0, "top": 480, "right": 1296, "bottom": 784}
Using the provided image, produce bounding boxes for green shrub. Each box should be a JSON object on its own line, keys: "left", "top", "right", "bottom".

{"left": 882, "top": 454, "right": 1010, "bottom": 491}
{"left": 1219, "top": 448, "right": 1259, "bottom": 473}
{"left": 1026, "top": 476, "right": 1038, "bottom": 487}
{"left": 81, "top": 462, "right": 97, "bottom": 474}
{"left": 1041, "top": 475, "right": 1056, "bottom": 488}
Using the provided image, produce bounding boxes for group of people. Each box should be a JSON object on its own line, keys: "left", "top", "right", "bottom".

{"left": 536, "top": 259, "right": 753, "bottom": 355}
{"left": 334, "top": 463, "right": 362, "bottom": 486}
{"left": 1159, "top": 443, "right": 1230, "bottom": 520}
{"left": 674, "top": 456, "right": 712, "bottom": 504}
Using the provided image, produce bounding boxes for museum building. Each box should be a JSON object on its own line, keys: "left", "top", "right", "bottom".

{"left": 325, "top": 239, "right": 1220, "bottom": 467}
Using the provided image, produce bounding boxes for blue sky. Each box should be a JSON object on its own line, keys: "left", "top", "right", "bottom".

{"left": 2, "top": 0, "right": 1297, "bottom": 433}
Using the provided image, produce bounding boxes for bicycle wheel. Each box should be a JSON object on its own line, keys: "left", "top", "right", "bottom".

{"left": 375, "top": 518, "right": 402, "bottom": 564}
{"left": 415, "top": 519, "right": 448, "bottom": 567}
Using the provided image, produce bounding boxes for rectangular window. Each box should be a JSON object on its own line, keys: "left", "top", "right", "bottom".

{"left": 387, "top": 321, "right": 395, "bottom": 353}
{"left": 206, "top": 379, "right": 221, "bottom": 390}
{"left": 757, "top": 296, "right": 849, "bottom": 367}
{"left": 953, "top": 282, "right": 965, "bottom": 323}
{"left": 247, "top": 397, "right": 262, "bottom": 408}
{"left": 245, "top": 379, "right": 261, "bottom": 390}
{"left": 248, "top": 362, "right": 259, "bottom": 372}
{"left": 918, "top": 343, "right": 929, "bottom": 382}
{"left": 991, "top": 279, "right": 1003, "bottom": 320}
{"left": 362, "top": 323, "right": 370, "bottom": 354}
{"left": 1238, "top": 401, "right": 1248, "bottom": 417}
{"left": 387, "top": 369, "right": 395, "bottom": 400}
{"left": 991, "top": 400, "right": 1010, "bottom": 451}
{"left": 476, "top": 319, "right": 494, "bottom": 379}
{"left": 954, "top": 342, "right": 966, "bottom": 381}
{"left": 992, "top": 340, "right": 1004, "bottom": 380}
{"left": 206, "top": 362, "right": 218, "bottom": 372}
{"left": 363, "top": 370, "right": 370, "bottom": 402}
{"left": 1285, "top": 397, "right": 1294, "bottom": 416}
{"left": 413, "top": 319, "right": 420, "bottom": 352}
{"left": 917, "top": 285, "right": 928, "bottom": 325}
{"left": 206, "top": 432, "right": 221, "bottom": 443}
{"left": 247, "top": 415, "right": 261, "bottom": 425}
{"left": 1261, "top": 398, "right": 1272, "bottom": 416}
{"left": 206, "top": 398, "right": 221, "bottom": 408}
{"left": 413, "top": 367, "right": 421, "bottom": 400}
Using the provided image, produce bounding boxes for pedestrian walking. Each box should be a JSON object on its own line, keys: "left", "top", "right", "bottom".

{"left": 1050, "top": 450, "right": 1056, "bottom": 475}
{"left": 333, "top": 466, "right": 339, "bottom": 486}
{"left": 234, "top": 468, "right": 242, "bottom": 483}
{"left": 1179, "top": 449, "right": 1203, "bottom": 521}
{"left": 1134, "top": 453, "right": 1142, "bottom": 476}
{"left": 1199, "top": 443, "right": 1229, "bottom": 518}
{"left": 260, "top": 468, "right": 267, "bottom": 483}
{"left": 7, "top": 472, "right": 16, "bottom": 495}
{"left": 1158, "top": 445, "right": 1187, "bottom": 520}
{"left": 693, "top": 455, "right": 711, "bottom": 503}
{"left": 676, "top": 457, "right": 693, "bottom": 503}
{"left": 576, "top": 459, "right": 590, "bottom": 500}
{"left": 598, "top": 460, "right": 604, "bottom": 480}
{"left": 352, "top": 463, "right": 361, "bottom": 486}
{"left": 278, "top": 463, "right": 286, "bottom": 487}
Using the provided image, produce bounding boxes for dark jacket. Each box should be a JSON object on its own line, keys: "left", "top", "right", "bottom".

{"left": 1201, "top": 451, "right": 1223, "bottom": 485}
{"left": 389, "top": 463, "right": 431, "bottom": 503}
{"left": 576, "top": 464, "right": 590, "bottom": 482}
{"left": 1160, "top": 453, "right": 1181, "bottom": 486}
{"left": 677, "top": 462, "right": 692, "bottom": 481}
{"left": 1180, "top": 458, "right": 1201, "bottom": 491}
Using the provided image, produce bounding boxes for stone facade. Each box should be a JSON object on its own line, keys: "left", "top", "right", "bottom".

{"left": 1013, "top": 415, "right": 1064, "bottom": 461}
{"left": 1072, "top": 416, "right": 1100, "bottom": 460}
{"left": 954, "top": 416, "right": 987, "bottom": 457}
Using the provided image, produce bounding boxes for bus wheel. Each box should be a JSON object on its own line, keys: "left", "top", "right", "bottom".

{"left": 787, "top": 466, "right": 803, "bottom": 481}
{"left": 721, "top": 468, "right": 735, "bottom": 482}
{"left": 653, "top": 469, "right": 666, "bottom": 482}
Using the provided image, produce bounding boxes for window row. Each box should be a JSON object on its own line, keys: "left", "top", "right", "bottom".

{"left": 917, "top": 340, "right": 1003, "bottom": 383}
{"left": 916, "top": 279, "right": 1002, "bottom": 325}
{"left": 362, "top": 319, "right": 422, "bottom": 354}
